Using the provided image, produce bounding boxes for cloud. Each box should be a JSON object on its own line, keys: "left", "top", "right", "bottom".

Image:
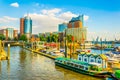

{"left": 58, "top": 11, "right": 77, "bottom": 21}
{"left": 0, "top": 16, "right": 18, "bottom": 23}
{"left": 0, "top": 26, "right": 18, "bottom": 30}
{"left": 23, "top": 8, "right": 89, "bottom": 34}
{"left": 41, "top": 8, "right": 61, "bottom": 16}
{"left": 0, "top": 16, "right": 19, "bottom": 31}
{"left": 10, "top": 2, "right": 19, "bottom": 8}
{"left": 23, "top": 8, "right": 79, "bottom": 34}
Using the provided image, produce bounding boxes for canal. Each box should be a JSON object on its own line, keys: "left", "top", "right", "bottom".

{"left": 0, "top": 47, "right": 112, "bottom": 80}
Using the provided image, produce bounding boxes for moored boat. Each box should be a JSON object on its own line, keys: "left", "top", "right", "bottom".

{"left": 55, "top": 57, "right": 111, "bottom": 78}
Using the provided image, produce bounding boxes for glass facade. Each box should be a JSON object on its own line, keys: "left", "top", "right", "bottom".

{"left": 24, "top": 16, "right": 32, "bottom": 34}
{"left": 58, "top": 23, "right": 67, "bottom": 32}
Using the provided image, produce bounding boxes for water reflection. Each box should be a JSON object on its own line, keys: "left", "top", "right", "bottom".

{"left": 0, "top": 47, "right": 112, "bottom": 80}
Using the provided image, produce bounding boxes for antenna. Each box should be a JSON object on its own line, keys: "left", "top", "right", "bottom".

{"left": 27, "top": 11, "right": 29, "bottom": 17}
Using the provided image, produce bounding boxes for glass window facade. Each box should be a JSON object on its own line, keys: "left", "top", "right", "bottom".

{"left": 24, "top": 16, "right": 32, "bottom": 34}
{"left": 58, "top": 23, "right": 67, "bottom": 32}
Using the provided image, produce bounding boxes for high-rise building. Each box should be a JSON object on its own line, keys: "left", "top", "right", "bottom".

{"left": 24, "top": 15, "right": 32, "bottom": 39}
{"left": 20, "top": 14, "right": 32, "bottom": 40}
{"left": 58, "top": 23, "right": 67, "bottom": 32}
{"left": 20, "top": 18, "right": 24, "bottom": 36}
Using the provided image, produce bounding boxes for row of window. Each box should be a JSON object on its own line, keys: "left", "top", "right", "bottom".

{"left": 79, "top": 57, "right": 102, "bottom": 64}
{"left": 56, "top": 60, "right": 89, "bottom": 71}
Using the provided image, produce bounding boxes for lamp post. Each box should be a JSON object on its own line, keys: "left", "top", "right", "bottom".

{"left": 100, "top": 38, "right": 102, "bottom": 54}
{"left": 64, "top": 29, "right": 67, "bottom": 58}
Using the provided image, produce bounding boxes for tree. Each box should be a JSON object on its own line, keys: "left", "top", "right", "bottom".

{"left": 46, "top": 36, "right": 51, "bottom": 42}
{"left": 66, "top": 35, "right": 72, "bottom": 43}
{"left": 51, "top": 34, "right": 58, "bottom": 42}
{"left": 19, "top": 34, "right": 27, "bottom": 42}
{"left": 39, "top": 35, "right": 46, "bottom": 41}
{"left": 14, "top": 37, "right": 18, "bottom": 41}
{"left": 0, "top": 34, "right": 5, "bottom": 40}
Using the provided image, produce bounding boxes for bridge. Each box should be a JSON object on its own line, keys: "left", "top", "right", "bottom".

{"left": 2, "top": 41, "right": 24, "bottom": 46}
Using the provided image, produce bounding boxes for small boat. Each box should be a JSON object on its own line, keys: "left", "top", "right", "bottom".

{"left": 110, "top": 70, "right": 120, "bottom": 80}
{"left": 55, "top": 57, "right": 111, "bottom": 78}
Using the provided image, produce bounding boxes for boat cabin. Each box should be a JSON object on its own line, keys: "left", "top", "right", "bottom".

{"left": 78, "top": 53, "right": 108, "bottom": 68}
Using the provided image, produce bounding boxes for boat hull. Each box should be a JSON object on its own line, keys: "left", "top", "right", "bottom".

{"left": 55, "top": 62, "right": 109, "bottom": 78}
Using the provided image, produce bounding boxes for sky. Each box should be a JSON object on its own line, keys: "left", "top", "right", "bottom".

{"left": 0, "top": 0, "right": 120, "bottom": 40}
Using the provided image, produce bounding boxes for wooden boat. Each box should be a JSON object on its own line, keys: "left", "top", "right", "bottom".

{"left": 55, "top": 57, "right": 111, "bottom": 78}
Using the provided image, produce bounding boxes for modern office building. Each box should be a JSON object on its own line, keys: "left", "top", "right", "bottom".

{"left": 24, "top": 15, "right": 32, "bottom": 39}
{"left": 58, "top": 23, "right": 67, "bottom": 32}
{"left": 20, "top": 14, "right": 32, "bottom": 40}
{"left": 0, "top": 28, "right": 18, "bottom": 40}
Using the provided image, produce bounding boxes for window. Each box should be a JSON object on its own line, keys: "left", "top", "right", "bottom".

{"left": 85, "top": 67, "right": 88, "bottom": 70}
{"left": 90, "top": 59, "right": 94, "bottom": 62}
{"left": 79, "top": 57, "right": 81, "bottom": 60}
{"left": 98, "top": 60, "right": 101, "bottom": 63}
{"left": 84, "top": 58, "right": 87, "bottom": 62}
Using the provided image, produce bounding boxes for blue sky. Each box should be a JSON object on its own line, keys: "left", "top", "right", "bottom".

{"left": 0, "top": 0, "right": 120, "bottom": 40}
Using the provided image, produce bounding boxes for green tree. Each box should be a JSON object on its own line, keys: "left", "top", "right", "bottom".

{"left": 19, "top": 34, "right": 27, "bottom": 42}
{"left": 0, "top": 34, "right": 5, "bottom": 40}
{"left": 14, "top": 37, "right": 18, "bottom": 41}
{"left": 51, "top": 34, "right": 58, "bottom": 42}
{"left": 46, "top": 36, "right": 51, "bottom": 42}
{"left": 39, "top": 35, "right": 46, "bottom": 41}
{"left": 8, "top": 37, "right": 11, "bottom": 41}
{"left": 66, "top": 35, "right": 72, "bottom": 43}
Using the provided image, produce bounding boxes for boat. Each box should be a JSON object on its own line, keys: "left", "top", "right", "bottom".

{"left": 55, "top": 57, "right": 111, "bottom": 78}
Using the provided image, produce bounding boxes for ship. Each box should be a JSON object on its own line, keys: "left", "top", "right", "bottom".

{"left": 55, "top": 57, "right": 111, "bottom": 78}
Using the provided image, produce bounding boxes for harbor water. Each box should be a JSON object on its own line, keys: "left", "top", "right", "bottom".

{"left": 0, "top": 47, "right": 114, "bottom": 80}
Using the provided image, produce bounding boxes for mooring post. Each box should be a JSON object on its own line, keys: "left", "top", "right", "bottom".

{"left": 0, "top": 40, "right": 1, "bottom": 54}
{"left": 7, "top": 44, "right": 10, "bottom": 59}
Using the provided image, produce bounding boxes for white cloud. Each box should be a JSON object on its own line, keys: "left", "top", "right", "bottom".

{"left": 23, "top": 8, "right": 90, "bottom": 34}
{"left": 0, "top": 26, "right": 18, "bottom": 30}
{"left": 23, "top": 8, "right": 79, "bottom": 34}
{"left": 41, "top": 8, "right": 61, "bottom": 16}
{"left": 58, "top": 11, "right": 77, "bottom": 21}
{"left": 0, "top": 16, "right": 18, "bottom": 23}
{"left": 0, "top": 16, "right": 19, "bottom": 31}
{"left": 10, "top": 2, "right": 19, "bottom": 8}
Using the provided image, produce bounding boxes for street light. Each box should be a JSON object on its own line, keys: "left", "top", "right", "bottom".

{"left": 64, "top": 29, "right": 67, "bottom": 58}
